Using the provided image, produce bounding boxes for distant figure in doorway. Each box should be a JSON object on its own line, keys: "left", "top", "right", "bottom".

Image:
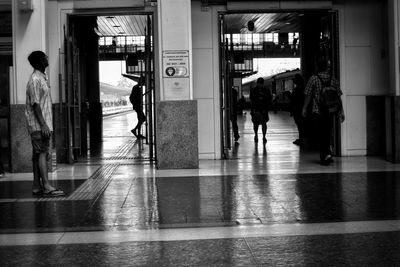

{"left": 0, "top": 98, "right": 5, "bottom": 177}
{"left": 250, "top": 77, "right": 273, "bottom": 144}
{"left": 25, "top": 51, "right": 64, "bottom": 197}
{"left": 238, "top": 94, "right": 246, "bottom": 114}
{"left": 290, "top": 74, "right": 305, "bottom": 146}
{"left": 231, "top": 87, "right": 240, "bottom": 142}
{"left": 126, "top": 75, "right": 146, "bottom": 139}
{"left": 302, "top": 59, "right": 345, "bottom": 165}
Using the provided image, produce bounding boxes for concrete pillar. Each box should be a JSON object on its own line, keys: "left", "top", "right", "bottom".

{"left": 387, "top": 0, "right": 400, "bottom": 162}
{"left": 388, "top": 0, "right": 400, "bottom": 96}
{"left": 11, "top": 0, "right": 54, "bottom": 172}
{"left": 156, "top": 0, "right": 199, "bottom": 169}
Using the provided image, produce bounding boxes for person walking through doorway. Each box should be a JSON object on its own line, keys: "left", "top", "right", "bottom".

{"left": 250, "top": 77, "right": 273, "bottom": 144}
{"left": 231, "top": 86, "right": 240, "bottom": 142}
{"left": 290, "top": 73, "right": 306, "bottom": 146}
{"left": 302, "top": 59, "right": 345, "bottom": 165}
{"left": 25, "top": 51, "right": 64, "bottom": 197}
{"left": 125, "top": 75, "right": 146, "bottom": 139}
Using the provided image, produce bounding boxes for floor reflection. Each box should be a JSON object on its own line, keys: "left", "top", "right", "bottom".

{"left": 155, "top": 172, "right": 400, "bottom": 226}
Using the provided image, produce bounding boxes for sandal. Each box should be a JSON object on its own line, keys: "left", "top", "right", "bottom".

{"left": 43, "top": 189, "right": 65, "bottom": 197}
{"left": 32, "top": 190, "right": 43, "bottom": 196}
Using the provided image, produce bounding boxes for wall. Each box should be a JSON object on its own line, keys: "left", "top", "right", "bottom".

{"left": 12, "top": 0, "right": 47, "bottom": 105}
{"left": 11, "top": 0, "right": 48, "bottom": 172}
{"left": 339, "top": 0, "right": 389, "bottom": 156}
{"left": 191, "top": 1, "right": 221, "bottom": 159}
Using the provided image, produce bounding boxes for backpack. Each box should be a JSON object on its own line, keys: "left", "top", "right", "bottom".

{"left": 317, "top": 75, "right": 341, "bottom": 114}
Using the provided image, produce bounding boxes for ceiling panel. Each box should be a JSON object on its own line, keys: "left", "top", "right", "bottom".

{"left": 224, "top": 13, "right": 301, "bottom": 34}
{"left": 96, "top": 15, "right": 149, "bottom": 36}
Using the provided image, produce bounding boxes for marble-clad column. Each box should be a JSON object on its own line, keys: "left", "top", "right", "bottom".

{"left": 386, "top": 96, "right": 400, "bottom": 163}
{"left": 156, "top": 101, "right": 198, "bottom": 169}
{"left": 386, "top": 1, "right": 400, "bottom": 162}
{"left": 156, "top": 0, "right": 199, "bottom": 169}
{"left": 9, "top": 105, "right": 31, "bottom": 172}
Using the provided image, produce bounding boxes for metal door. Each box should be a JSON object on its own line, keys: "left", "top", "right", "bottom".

{"left": 125, "top": 15, "right": 156, "bottom": 161}
{"left": 64, "top": 23, "right": 82, "bottom": 163}
{"left": 320, "top": 11, "right": 341, "bottom": 156}
{"left": 219, "top": 14, "right": 233, "bottom": 159}
{"left": 145, "top": 14, "right": 156, "bottom": 161}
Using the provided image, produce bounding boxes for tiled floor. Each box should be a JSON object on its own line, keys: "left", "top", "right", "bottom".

{"left": 1, "top": 111, "right": 400, "bottom": 266}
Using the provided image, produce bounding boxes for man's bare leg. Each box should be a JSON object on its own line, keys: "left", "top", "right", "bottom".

{"left": 32, "top": 154, "right": 42, "bottom": 193}
{"left": 37, "top": 152, "right": 55, "bottom": 192}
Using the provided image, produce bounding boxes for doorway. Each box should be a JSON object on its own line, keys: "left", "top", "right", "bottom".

{"left": 219, "top": 11, "right": 340, "bottom": 160}
{"left": 61, "top": 13, "right": 156, "bottom": 164}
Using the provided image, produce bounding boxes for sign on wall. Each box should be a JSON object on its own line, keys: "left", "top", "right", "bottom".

{"left": 163, "top": 50, "right": 189, "bottom": 78}
{"left": 162, "top": 50, "right": 190, "bottom": 100}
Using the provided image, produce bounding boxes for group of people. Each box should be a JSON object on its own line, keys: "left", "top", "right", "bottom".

{"left": 21, "top": 51, "right": 342, "bottom": 199}
{"left": 232, "top": 58, "right": 345, "bottom": 166}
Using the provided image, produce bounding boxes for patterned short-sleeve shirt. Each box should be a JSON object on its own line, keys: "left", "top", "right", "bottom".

{"left": 25, "top": 70, "right": 53, "bottom": 134}
{"left": 304, "top": 71, "right": 342, "bottom": 115}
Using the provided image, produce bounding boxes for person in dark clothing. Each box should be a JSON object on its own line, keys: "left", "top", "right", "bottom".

{"left": 231, "top": 87, "right": 240, "bottom": 142}
{"left": 302, "top": 59, "right": 345, "bottom": 165}
{"left": 127, "top": 76, "right": 146, "bottom": 139}
{"left": 250, "top": 77, "right": 273, "bottom": 144}
{"left": 290, "top": 74, "right": 305, "bottom": 146}
{"left": 0, "top": 98, "right": 5, "bottom": 177}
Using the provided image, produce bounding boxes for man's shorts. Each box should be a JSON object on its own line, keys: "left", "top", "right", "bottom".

{"left": 31, "top": 131, "right": 50, "bottom": 154}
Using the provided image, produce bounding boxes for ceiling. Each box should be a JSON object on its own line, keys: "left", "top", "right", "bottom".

{"left": 95, "top": 12, "right": 300, "bottom": 37}
{"left": 224, "top": 13, "right": 301, "bottom": 34}
{"left": 96, "top": 15, "right": 149, "bottom": 37}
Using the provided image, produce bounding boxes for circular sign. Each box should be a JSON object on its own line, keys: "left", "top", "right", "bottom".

{"left": 165, "top": 67, "right": 175, "bottom": 77}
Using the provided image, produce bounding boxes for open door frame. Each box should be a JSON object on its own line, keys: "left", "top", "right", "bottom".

{"left": 219, "top": 14, "right": 234, "bottom": 159}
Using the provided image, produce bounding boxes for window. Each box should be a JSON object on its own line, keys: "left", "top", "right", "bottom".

{"left": 288, "top": 32, "right": 299, "bottom": 45}
{"left": 265, "top": 33, "right": 279, "bottom": 44}
{"left": 232, "top": 34, "right": 240, "bottom": 45}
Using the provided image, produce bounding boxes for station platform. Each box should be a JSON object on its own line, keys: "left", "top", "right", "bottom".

{"left": 1, "top": 111, "right": 400, "bottom": 266}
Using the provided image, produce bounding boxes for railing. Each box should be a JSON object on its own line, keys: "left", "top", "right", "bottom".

{"left": 98, "top": 44, "right": 146, "bottom": 54}
{"left": 102, "top": 105, "right": 132, "bottom": 116}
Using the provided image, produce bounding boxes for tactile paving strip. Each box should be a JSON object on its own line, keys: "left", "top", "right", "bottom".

{"left": 14, "top": 164, "right": 119, "bottom": 203}
{"left": 107, "top": 139, "right": 137, "bottom": 160}
{"left": 78, "top": 138, "right": 152, "bottom": 162}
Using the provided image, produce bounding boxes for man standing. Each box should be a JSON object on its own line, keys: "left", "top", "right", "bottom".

{"left": 125, "top": 75, "right": 146, "bottom": 139}
{"left": 302, "top": 59, "right": 345, "bottom": 165}
{"left": 25, "top": 51, "right": 64, "bottom": 197}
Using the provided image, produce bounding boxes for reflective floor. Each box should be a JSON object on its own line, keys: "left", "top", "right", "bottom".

{"left": 1, "top": 111, "right": 400, "bottom": 266}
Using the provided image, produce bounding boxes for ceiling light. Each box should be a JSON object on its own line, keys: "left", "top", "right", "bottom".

{"left": 118, "top": 32, "right": 126, "bottom": 35}
{"left": 106, "top": 16, "right": 115, "bottom": 19}
{"left": 113, "top": 25, "right": 121, "bottom": 28}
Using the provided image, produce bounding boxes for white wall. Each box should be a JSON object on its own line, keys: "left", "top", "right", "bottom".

{"left": 191, "top": 1, "right": 220, "bottom": 159}
{"left": 12, "top": 0, "right": 48, "bottom": 105}
{"left": 339, "top": 0, "right": 389, "bottom": 156}
{"left": 388, "top": 0, "right": 400, "bottom": 96}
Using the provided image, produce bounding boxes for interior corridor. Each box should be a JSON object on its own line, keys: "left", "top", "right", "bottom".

{"left": 1, "top": 111, "right": 400, "bottom": 265}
